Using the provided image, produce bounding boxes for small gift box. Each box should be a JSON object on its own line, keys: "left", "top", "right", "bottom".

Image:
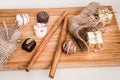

{"left": 98, "top": 8, "right": 113, "bottom": 26}
{"left": 87, "top": 31, "right": 103, "bottom": 50}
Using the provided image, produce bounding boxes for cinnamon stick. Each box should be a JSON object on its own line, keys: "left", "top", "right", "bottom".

{"left": 49, "top": 16, "right": 68, "bottom": 78}
{"left": 26, "top": 11, "right": 68, "bottom": 72}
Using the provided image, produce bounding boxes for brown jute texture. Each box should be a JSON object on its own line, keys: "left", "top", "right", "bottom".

{"left": 0, "top": 21, "right": 21, "bottom": 66}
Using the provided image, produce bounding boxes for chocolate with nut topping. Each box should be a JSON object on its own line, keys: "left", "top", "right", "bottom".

{"left": 22, "top": 38, "right": 36, "bottom": 52}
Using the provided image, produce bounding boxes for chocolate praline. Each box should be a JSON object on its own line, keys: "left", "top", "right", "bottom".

{"left": 22, "top": 38, "right": 36, "bottom": 52}
{"left": 37, "top": 11, "right": 49, "bottom": 23}
{"left": 62, "top": 40, "right": 76, "bottom": 54}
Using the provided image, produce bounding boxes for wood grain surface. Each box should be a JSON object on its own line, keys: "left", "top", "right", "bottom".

{"left": 0, "top": 6, "right": 119, "bottom": 71}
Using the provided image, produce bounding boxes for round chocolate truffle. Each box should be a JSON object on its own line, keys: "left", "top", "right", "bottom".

{"left": 37, "top": 11, "right": 49, "bottom": 23}
{"left": 62, "top": 40, "right": 76, "bottom": 54}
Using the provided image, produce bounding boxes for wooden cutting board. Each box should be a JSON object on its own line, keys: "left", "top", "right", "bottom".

{"left": 0, "top": 6, "right": 120, "bottom": 71}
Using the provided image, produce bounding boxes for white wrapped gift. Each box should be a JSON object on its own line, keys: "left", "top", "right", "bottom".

{"left": 87, "top": 31, "right": 103, "bottom": 44}
{"left": 87, "top": 31, "right": 103, "bottom": 50}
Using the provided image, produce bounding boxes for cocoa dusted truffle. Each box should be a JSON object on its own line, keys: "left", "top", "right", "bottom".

{"left": 37, "top": 11, "right": 49, "bottom": 23}
{"left": 22, "top": 38, "right": 36, "bottom": 52}
{"left": 62, "top": 40, "right": 77, "bottom": 54}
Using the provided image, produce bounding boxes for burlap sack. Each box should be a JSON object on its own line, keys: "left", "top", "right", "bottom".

{"left": 0, "top": 21, "right": 21, "bottom": 66}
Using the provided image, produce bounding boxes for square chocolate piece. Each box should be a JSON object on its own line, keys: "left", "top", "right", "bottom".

{"left": 22, "top": 38, "right": 36, "bottom": 52}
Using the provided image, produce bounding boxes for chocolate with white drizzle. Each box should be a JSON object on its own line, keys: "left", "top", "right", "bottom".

{"left": 63, "top": 40, "right": 76, "bottom": 54}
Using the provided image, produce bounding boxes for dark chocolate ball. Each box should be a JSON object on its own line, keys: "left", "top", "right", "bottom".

{"left": 22, "top": 38, "right": 36, "bottom": 52}
{"left": 37, "top": 11, "right": 49, "bottom": 23}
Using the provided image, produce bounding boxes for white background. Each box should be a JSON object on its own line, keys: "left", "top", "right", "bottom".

{"left": 0, "top": 0, "right": 120, "bottom": 80}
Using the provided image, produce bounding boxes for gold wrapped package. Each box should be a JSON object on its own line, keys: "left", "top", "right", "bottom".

{"left": 98, "top": 8, "right": 113, "bottom": 26}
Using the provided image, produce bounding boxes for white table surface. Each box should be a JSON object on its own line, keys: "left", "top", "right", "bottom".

{"left": 0, "top": 0, "right": 120, "bottom": 80}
